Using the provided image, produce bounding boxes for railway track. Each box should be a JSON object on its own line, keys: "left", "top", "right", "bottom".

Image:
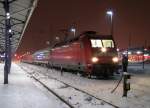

{"left": 19, "top": 64, "right": 119, "bottom": 108}
{"left": 20, "top": 66, "right": 74, "bottom": 108}
{"left": 32, "top": 74, "right": 74, "bottom": 108}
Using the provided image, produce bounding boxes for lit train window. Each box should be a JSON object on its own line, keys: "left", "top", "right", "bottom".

{"left": 91, "top": 39, "right": 102, "bottom": 48}
{"left": 102, "top": 40, "right": 114, "bottom": 48}
{"left": 90, "top": 39, "right": 114, "bottom": 48}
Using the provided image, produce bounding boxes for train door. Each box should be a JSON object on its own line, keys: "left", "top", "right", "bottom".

{"left": 80, "top": 37, "right": 93, "bottom": 75}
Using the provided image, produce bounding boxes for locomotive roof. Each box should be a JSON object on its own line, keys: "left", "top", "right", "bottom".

{"left": 53, "top": 31, "right": 114, "bottom": 48}
{"left": 80, "top": 31, "right": 113, "bottom": 39}
{"left": 32, "top": 31, "right": 115, "bottom": 54}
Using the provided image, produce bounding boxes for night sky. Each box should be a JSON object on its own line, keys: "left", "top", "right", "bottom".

{"left": 17, "top": 0, "right": 150, "bottom": 54}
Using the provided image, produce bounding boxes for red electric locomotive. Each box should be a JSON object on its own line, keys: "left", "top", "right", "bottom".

{"left": 49, "top": 31, "right": 119, "bottom": 77}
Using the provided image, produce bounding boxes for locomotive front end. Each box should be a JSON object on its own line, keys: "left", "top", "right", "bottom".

{"left": 89, "top": 38, "right": 119, "bottom": 77}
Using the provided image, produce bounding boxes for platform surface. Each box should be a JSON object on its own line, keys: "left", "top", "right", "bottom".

{"left": 0, "top": 63, "right": 68, "bottom": 108}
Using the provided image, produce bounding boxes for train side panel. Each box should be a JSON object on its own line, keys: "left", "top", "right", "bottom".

{"left": 79, "top": 36, "right": 93, "bottom": 74}
{"left": 32, "top": 49, "right": 50, "bottom": 65}
{"left": 21, "top": 54, "right": 33, "bottom": 64}
{"left": 50, "top": 41, "right": 85, "bottom": 71}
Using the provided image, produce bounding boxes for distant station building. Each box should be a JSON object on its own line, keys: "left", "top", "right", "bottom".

{"left": 120, "top": 47, "right": 150, "bottom": 63}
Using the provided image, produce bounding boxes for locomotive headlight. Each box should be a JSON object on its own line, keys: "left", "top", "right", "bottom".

{"left": 92, "top": 57, "right": 98, "bottom": 63}
{"left": 101, "top": 47, "right": 107, "bottom": 53}
{"left": 112, "top": 57, "right": 119, "bottom": 63}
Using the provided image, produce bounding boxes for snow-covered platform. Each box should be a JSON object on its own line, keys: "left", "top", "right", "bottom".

{"left": 1, "top": 62, "right": 150, "bottom": 108}
{"left": 0, "top": 63, "right": 69, "bottom": 108}
{"left": 20, "top": 63, "right": 150, "bottom": 108}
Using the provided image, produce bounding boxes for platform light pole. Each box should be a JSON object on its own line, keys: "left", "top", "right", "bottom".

{"left": 4, "top": 0, "right": 11, "bottom": 84}
{"left": 0, "top": 0, "right": 15, "bottom": 84}
{"left": 106, "top": 10, "right": 114, "bottom": 36}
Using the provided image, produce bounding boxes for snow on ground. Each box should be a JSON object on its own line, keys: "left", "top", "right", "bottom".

{"left": 0, "top": 63, "right": 70, "bottom": 108}
{"left": 41, "top": 78, "right": 114, "bottom": 108}
{"left": 19, "top": 63, "right": 150, "bottom": 108}
{"left": 21, "top": 65, "right": 116, "bottom": 108}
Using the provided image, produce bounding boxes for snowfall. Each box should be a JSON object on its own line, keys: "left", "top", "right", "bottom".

{"left": 0, "top": 62, "right": 150, "bottom": 108}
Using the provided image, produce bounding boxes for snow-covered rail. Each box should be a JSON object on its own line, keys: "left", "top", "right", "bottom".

{"left": 19, "top": 64, "right": 119, "bottom": 108}
{"left": 31, "top": 74, "right": 75, "bottom": 108}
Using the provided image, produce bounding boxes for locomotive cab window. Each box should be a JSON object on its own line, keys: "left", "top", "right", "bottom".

{"left": 90, "top": 39, "right": 114, "bottom": 48}
{"left": 102, "top": 40, "right": 114, "bottom": 48}
{"left": 90, "top": 39, "right": 102, "bottom": 48}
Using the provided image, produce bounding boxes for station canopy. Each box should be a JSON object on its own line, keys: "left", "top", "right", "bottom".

{"left": 0, "top": 0, "right": 38, "bottom": 53}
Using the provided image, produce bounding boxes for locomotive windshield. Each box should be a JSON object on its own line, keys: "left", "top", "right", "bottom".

{"left": 90, "top": 39, "right": 114, "bottom": 48}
